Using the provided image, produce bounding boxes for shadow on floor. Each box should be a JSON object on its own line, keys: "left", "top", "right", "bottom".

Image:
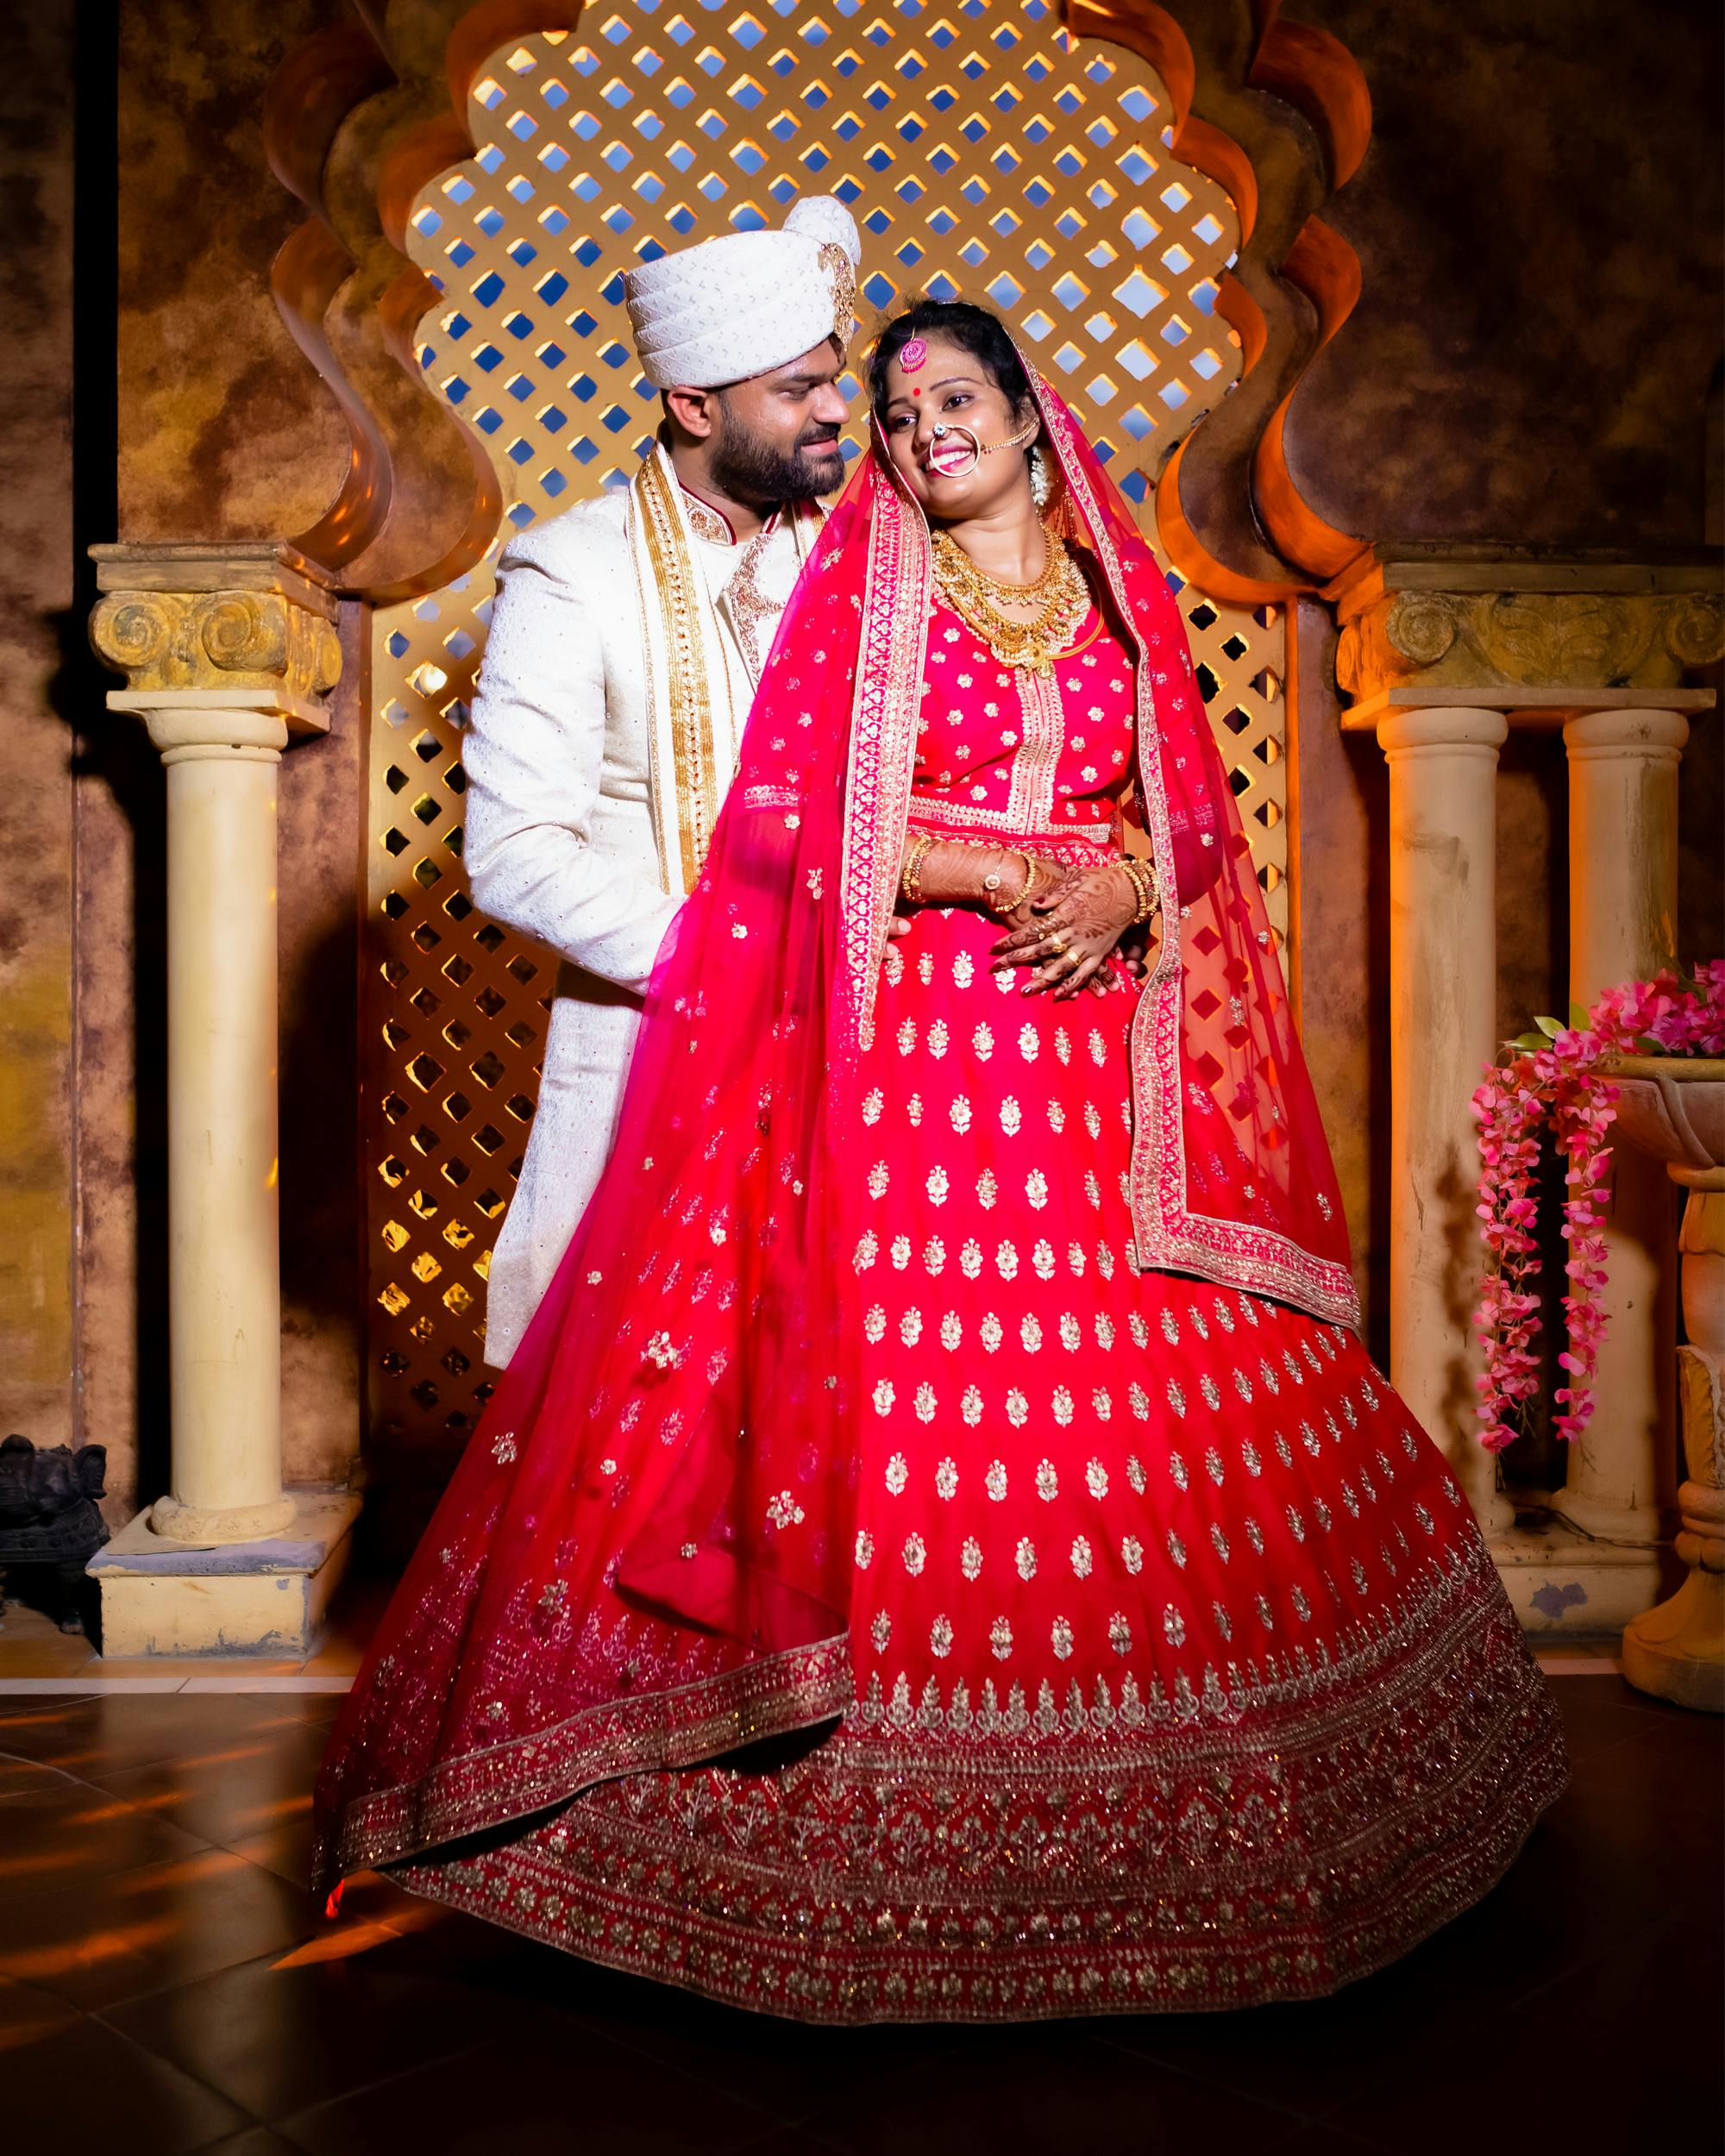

{"left": 0, "top": 1677, "right": 1718, "bottom": 2155}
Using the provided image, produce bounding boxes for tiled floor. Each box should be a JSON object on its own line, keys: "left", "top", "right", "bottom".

{"left": 1, "top": 1672, "right": 1718, "bottom": 2155}
{"left": 0, "top": 1583, "right": 393, "bottom": 1695}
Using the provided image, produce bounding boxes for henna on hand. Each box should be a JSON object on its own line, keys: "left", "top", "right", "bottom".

{"left": 900, "top": 837, "right": 1065, "bottom": 916}
{"left": 988, "top": 862, "right": 1140, "bottom": 999}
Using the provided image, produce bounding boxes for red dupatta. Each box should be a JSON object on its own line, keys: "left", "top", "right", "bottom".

{"left": 311, "top": 368, "right": 1355, "bottom": 1897}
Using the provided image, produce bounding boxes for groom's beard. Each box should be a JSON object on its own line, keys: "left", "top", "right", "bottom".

{"left": 708, "top": 399, "right": 845, "bottom": 505}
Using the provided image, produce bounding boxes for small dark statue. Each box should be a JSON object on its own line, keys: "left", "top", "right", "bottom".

{"left": 0, "top": 1437, "right": 110, "bottom": 1634}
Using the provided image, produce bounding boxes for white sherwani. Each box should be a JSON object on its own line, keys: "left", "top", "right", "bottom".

{"left": 463, "top": 445, "right": 820, "bottom": 1366}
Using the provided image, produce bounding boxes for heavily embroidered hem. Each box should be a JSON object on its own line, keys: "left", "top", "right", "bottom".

{"left": 385, "top": 1547, "right": 1567, "bottom": 2023}
{"left": 310, "top": 1632, "right": 850, "bottom": 1896}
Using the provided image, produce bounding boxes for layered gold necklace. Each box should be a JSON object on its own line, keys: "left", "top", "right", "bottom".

{"left": 929, "top": 528, "right": 1090, "bottom": 676}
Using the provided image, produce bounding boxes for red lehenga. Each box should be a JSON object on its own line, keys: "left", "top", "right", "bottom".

{"left": 314, "top": 373, "right": 1566, "bottom": 2022}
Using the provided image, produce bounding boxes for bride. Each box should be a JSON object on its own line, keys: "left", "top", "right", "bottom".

{"left": 314, "top": 300, "right": 1566, "bottom": 2022}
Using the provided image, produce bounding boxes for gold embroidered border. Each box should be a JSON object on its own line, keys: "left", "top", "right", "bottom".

{"left": 385, "top": 1549, "right": 1565, "bottom": 2023}
{"left": 839, "top": 465, "right": 932, "bottom": 1050}
{"left": 1030, "top": 367, "right": 1360, "bottom": 1332}
{"left": 310, "top": 1628, "right": 851, "bottom": 1896}
{"left": 634, "top": 450, "right": 719, "bottom": 893}
{"left": 1005, "top": 661, "right": 1070, "bottom": 831}
{"left": 906, "top": 812, "right": 1121, "bottom": 858}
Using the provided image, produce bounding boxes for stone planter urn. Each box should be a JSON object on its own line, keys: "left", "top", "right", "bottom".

{"left": 1609, "top": 1055, "right": 1725, "bottom": 1711}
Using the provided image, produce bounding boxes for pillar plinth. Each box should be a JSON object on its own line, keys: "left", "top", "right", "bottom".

{"left": 1561, "top": 708, "right": 1688, "bottom": 1547}
{"left": 1377, "top": 705, "right": 1513, "bottom": 1533}
{"left": 88, "top": 547, "right": 359, "bottom": 1653}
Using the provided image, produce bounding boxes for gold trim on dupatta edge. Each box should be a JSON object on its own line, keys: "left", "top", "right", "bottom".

{"left": 1003, "top": 365, "right": 1361, "bottom": 1331}
{"left": 838, "top": 454, "right": 932, "bottom": 1052}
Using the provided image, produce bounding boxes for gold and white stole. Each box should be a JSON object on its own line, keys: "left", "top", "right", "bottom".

{"left": 629, "top": 442, "right": 823, "bottom": 896}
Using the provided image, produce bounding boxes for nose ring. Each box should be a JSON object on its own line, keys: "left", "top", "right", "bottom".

{"left": 926, "top": 423, "right": 982, "bottom": 478}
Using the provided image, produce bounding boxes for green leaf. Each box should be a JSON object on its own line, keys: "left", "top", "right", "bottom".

{"left": 1534, "top": 1015, "right": 1565, "bottom": 1040}
{"left": 1568, "top": 1001, "right": 1590, "bottom": 1030}
{"left": 1511, "top": 1031, "right": 1547, "bottom": 1053}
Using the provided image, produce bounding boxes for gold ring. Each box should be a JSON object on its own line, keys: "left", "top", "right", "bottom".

{"left": 1048, "top": 931, "right": 1069, "bottom": 955}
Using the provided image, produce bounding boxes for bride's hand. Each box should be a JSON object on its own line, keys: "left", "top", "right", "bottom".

{"left": 990, "top": 862, "right": 1139, "bottom": 1000}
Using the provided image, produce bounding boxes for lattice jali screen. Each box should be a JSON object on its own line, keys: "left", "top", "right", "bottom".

{"left": 366, "top": 2, "right": 1288, "bottom": 1454}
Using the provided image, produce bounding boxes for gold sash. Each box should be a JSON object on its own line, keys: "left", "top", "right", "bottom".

{"left": 630, "top": 444, "right": 823, "bottom": 897}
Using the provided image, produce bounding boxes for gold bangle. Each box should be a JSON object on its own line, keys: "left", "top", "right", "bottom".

{"left": 1120, "top": 854, "right": 1158, "bottom": 927}
{"left": 982, "top": 849, "right": 1035, "bottom": 916}
{"left": 900, "top": 829, "right": 938, "bottom": 906}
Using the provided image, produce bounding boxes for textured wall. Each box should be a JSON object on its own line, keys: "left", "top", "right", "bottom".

{"left": 1276, "top": 0, "right": 1724, "bottom": 551}
{"left": 4, "top": 0, "right": 1717, "bottom": 1518}
{"left": 115, "top": 0, "right": 353, "bottom": 544}
{"left": 109, "top": 0, "right": 364, "bottom": 1507}
{"left": 0, "top": 3, "right": 78, "bottom": 1451}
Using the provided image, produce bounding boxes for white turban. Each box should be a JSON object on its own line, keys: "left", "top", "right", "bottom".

{"left": 623, "top": 197, "right": 862, "bottom": 391}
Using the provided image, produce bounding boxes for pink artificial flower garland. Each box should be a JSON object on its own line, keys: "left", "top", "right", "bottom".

{"left": 1471, "top": 962, "right": 1725, "bottom": 1452}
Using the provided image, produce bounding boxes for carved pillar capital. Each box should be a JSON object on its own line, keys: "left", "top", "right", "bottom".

{"left": 82, "top": 543, "right": 344, "bottom": 1553}
{"left": 1332, "top": 547, "right": 1722, "bottom": 730}
{"left": 88, "top": 542, "right": 342, "bottom": 737}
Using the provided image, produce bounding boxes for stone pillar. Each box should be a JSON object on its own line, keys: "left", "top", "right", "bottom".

{"left": 146, "top": 704, "right": 296, "bottom": 1543}
{"left": 88, "top": 547, "right": 361, "bottom": 1654}
{"left": 1377, "top": 705, "right": 1514, "bottom": 1532}
{"left": 1561, "top": 708, "right": 1688, "bottom": 1545}
{"left": 1335, "top": 553, "right": 1720, "bottom": 1638}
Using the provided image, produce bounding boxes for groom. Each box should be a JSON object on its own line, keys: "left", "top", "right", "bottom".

{"left": 463, "top": 198, "right": 862, "bottom": 1366}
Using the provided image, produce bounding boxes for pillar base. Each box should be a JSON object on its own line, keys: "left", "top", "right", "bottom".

{"left": 87, "top": 1489, "right": 361, "bottom": 1658}
{"left": 150, "top": 1490, "right": 298, "bottom": 1545}
{"left": 1622, "top": 1570, "right": 1725, "bottom": 1713}
{"left": 1490, "top": 1517, "right": 1665, "bottom": 1639}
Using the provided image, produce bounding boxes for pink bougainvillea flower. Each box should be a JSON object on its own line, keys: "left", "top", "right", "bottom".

{"left": 1471, "top": 965, "right": 1722, "bottom": 1450}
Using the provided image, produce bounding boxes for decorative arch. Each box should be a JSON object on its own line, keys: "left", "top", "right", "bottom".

{"left": 264, "top": 0, "right": 585, "bottom": 599}
{"left": 1072, "top": 0, "right": 1372, "bottom": 599}
{"left": 263, "top": 0, "right": 1375, "bottom": 1454}
{"left": 266, "top": 0, "right": 1374, "bottom": 604}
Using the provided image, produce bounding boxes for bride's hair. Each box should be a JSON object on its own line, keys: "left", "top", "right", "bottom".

{"left": 867, "top": 298, "right": 1034, "bottom": 418}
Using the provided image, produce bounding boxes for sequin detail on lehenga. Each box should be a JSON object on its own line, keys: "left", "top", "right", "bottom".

{"left": 385, "top": 599, "right": 1566, "bottom": 2021}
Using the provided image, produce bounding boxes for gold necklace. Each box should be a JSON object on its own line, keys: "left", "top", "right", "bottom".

{"left": 929, "top": 529, "right": 1090, "bottom": 676}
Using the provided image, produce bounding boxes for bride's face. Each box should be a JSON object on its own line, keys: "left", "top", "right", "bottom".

{"left": 877, "top": 333, "right": 1038, "bottom": 522}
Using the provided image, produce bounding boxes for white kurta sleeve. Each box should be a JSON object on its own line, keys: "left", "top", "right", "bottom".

{"left": 463, "top": 536, "right": 680, "bottom": 993}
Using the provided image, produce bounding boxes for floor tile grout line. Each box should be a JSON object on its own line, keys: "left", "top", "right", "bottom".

{"left": 472, "top": 1994, "right": 813, "bottom": 2137}
{"left": 87, "top": 2007, "right": 270, "bottom": 2134}
{"left": 1490, "top": 1909, "right": 1682, "bottom": 2021}
{"left": 0, "top": 1676, "right": 358, "bottom": 1695}
{"left": 12, "top": 1843, "right": 344, "bottom": 2021}
{"left": 1089, "top": 2030, "right": 1337, "bottom": 2128}
{"left": 0, "top": 1748, "right": 120, "bottom": 1796}
{"left": 261, "top": 2032, "right": 568, "bottom": 2137}
{"left": 2, "top": 1714, "right": 340, "bottom": 1786}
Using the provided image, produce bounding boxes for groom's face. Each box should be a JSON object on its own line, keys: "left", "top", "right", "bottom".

{"left": 706, "top": 342, "right": 851, "bottom": 504}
